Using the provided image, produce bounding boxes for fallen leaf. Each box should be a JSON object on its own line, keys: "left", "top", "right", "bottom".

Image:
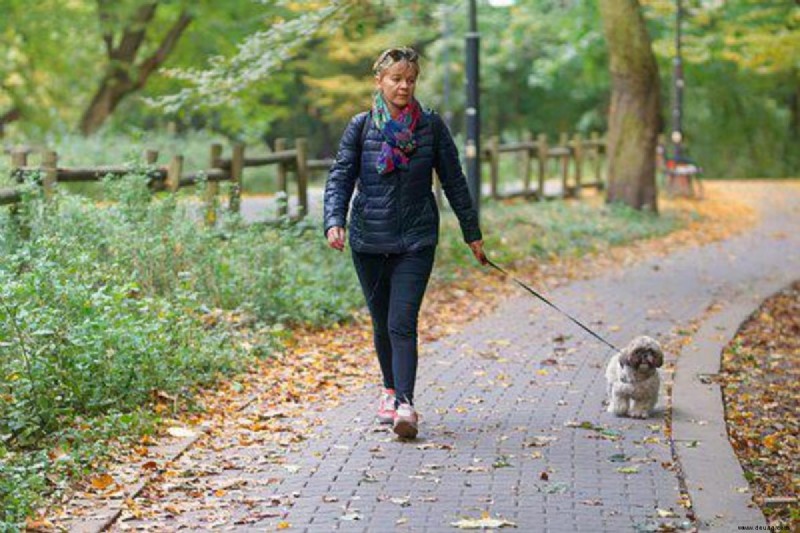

{"left": 90, "top": 474, "right": 115, "bottom": 490}
{"left": 166, "top": 427, "right": 197, "bottom": 439}
{"left": 524, "top": 436, "right": 557, "bottom": 447}
{"left": 450, "top": 512, "right": 516, "bottom": 529}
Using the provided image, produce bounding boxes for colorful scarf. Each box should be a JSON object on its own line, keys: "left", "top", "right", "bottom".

{"left": 372, "top": 92, "right": 422, "bottom": 175}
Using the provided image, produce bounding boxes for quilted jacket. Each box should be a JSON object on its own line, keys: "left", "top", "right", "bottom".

{"left": 323, "top": 109, "right": 482, "bottom": 254}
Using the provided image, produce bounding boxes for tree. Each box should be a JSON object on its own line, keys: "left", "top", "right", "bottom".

{"left": 599, "top": 0, "right": 660, "bottom": 210}
{"left": 0, "top": 0, "right": 97, "bottom": 135}
{"left": 79, "top": 1, "right": 193, "bottom": 135}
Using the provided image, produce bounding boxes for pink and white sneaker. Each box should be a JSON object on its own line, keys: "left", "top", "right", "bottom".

{"left": 376, "top": 389, "right": 396, "bottom": 424}
{"left": 393, "top": 403, "right": 419, "bottom": 439}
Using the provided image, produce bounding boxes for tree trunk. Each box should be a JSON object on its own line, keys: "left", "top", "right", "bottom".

{"left": 599, "top": 0, "right": 661, "bottom": 211}
{"left": 79, "top": 4, "right": 192, "bottom": 135}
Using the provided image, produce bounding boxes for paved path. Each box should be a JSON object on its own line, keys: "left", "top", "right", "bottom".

{"left": 107, "top": 182, "right": 799, "bottom": 532}
{"left": 237, "top": 179, "right": 571, "bottom": 224}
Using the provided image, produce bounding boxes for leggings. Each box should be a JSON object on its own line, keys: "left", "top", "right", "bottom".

{"left": 351, "top": 246, "right": 435, "bottom": 405}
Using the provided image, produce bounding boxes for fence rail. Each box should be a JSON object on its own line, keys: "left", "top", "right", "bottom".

{"left": 2, "top": 132, "right": 606, "bottom": 219}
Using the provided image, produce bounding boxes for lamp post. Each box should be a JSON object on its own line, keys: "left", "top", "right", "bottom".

{"left": 465, "top": 0, "right": 481, "bottom": 221}
{"left": 671, "top": 0, "right": 684, "bottom": 165}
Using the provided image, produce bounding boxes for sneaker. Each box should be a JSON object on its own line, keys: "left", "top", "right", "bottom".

{"left": 376, "top": 389, "right": 396, "bottom": 424}
{"left": 393, "top": 403, "right": 418, "bottom": 439}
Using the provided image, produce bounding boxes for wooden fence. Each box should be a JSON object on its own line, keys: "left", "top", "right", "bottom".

{"left": 482, "top": 131, "right": 605, "bottom": 201}
{"left": 1, "top": 132, "right": 606, "bottom": 222}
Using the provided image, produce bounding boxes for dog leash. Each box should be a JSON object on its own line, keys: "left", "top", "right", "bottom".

{"left": 484, "top": 257, "right": 621, "bottom": 354}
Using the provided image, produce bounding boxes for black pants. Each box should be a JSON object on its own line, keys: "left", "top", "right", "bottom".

{"left": 352, "top": 247, "right": 435, "bottom": 406}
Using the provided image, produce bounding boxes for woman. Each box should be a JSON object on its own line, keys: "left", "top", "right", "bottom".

{"left": 324, "top": 46, "right": 485, "bottom": 439}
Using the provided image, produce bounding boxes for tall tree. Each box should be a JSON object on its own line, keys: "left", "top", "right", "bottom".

{"left": 599, "top": 0, "right": 660, "bottom": 210}
{"left": 79, "top": 1, "right": 193, "bottom": 135}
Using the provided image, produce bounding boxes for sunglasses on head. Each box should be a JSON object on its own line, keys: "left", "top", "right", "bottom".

{"left": 382, "top": 47, "right": 418, "bottom": 62}
{"left": 374, "top": 47, "right": 419, "bottom": 73}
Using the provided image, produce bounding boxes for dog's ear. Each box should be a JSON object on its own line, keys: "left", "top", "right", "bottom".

{"left": 646, "top": 349, "right": 664, "bottom": 368}
{"left": 617, "top": 347, "right": 632, "bottom": 367}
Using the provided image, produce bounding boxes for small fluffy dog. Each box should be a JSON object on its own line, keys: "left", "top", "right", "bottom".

{"left": 605, "top": 336, "right": 664, "bottom": 419}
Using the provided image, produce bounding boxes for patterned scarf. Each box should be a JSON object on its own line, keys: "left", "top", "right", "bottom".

{"left": 372, "top": 92, "right": 422, "bottom": 175}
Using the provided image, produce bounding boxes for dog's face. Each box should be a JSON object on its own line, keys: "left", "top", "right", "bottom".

{"left": 619, "top": 336, "right": 663, "bottom": 374}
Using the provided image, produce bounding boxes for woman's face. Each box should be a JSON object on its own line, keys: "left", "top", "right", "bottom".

{"left": 375, "top": 60, "right": 418, "bottom": 114}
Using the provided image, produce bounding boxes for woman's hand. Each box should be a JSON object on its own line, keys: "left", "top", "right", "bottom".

{"left": 468, "top": 239, "right": 488, "bottom": 265}
{"left": 326, "top": 226, "right": 346, "bottom": 251}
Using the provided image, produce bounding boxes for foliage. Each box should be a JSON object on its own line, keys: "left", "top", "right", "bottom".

{"left": 0, "top": 175, "right": 359, "bottom": 526}
{"left": 643, "top": 0, "right": 800, "bottom": 177}
{"left": 3, "top": 0, "right": 797, "bottom": 178}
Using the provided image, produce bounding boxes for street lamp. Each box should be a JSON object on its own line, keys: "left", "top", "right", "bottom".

{"left": 464, "top": 0, "right": 515, "bottom": 222}
{"left": 465, "top": 0, "right": 481, "bottom": 221}
{"left": 671, "top": 0, "right": 684, "bottom": 160}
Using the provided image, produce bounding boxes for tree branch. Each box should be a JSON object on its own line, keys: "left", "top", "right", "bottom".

{"left": 113, "top": 2, "right": 158, "bottom": 62}
{"left": 96, "top": 0, "right": 115, "bottom": 56}
{"left": 135, "top": 10, "right": 193, "bottom": 89}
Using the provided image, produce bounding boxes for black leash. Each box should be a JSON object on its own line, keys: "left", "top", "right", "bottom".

{"left": 484, "top": 257, "right": 621, "bottom": 354}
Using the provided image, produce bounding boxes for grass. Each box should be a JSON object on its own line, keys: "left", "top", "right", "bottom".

{"left": 0, "top": 171, "right": 682, "bottom": 529}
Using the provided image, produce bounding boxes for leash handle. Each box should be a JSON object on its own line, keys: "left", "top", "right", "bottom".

{"left": 484, "top": 257, "right": 620, "bottom": 354}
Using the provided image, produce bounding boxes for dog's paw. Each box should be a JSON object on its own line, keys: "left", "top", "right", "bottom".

{"left": 607, "top": 404, "right": 629, "bottom": 417}
{"left": 629, "top": 411, "right": 650, "bottom": 419}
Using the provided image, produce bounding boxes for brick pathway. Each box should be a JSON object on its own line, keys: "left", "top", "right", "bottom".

{"left": 107, "top": 183, "right": 799, "bottom": 532}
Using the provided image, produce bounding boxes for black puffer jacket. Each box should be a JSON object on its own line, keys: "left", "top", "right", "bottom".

{"left": 324, "top": 109, "right": 482, "bottom": 254}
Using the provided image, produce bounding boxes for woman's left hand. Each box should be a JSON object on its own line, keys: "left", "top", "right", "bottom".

{"left": 468, "top": 239, "right": 488, "bottom": 265}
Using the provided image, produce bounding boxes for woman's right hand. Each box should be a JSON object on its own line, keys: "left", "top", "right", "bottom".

{"left": 326, "top": 226, "right": 346, "bottom": 251}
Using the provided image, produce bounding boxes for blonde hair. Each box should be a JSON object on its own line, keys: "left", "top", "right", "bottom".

{"left": 372, "top": 47, "right": 420, "bottom": 77}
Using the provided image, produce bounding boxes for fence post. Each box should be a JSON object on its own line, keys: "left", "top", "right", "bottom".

{"left": 143, "top": 149, "right": 159, "bottom": 191}
{"left": 166, "top": 155, "right": 183, "bottom": 193}
{"left": 559, "top": 132, "right": 569, "bottom": 198}
{"left": 591, "top": 131, "right": 603, "bottom": 187}
{"left": 572, "top": 133, "right": 583, "bottom": 197}
{"left": 42, "top": 150, "right": 58, "bottom": 201}
{"left": 206, "top": 144, "right": 222, "bottom": 225}
{"left": 489, "top": 135, "right": 500, "bottom": 199}
{"left": 10, "top": 150, "right": 28, "bottom": 232}
{"left": 537, "top": 133, "right": 548, "bottom": 200}
{"left": 522, "top": 131, "right": 533, "bottom": 196}
{"left": 11, "top": 149, "right": 27, "bottom": 183}
{"left": 229, "top": 143, "right": 244, "bottom": 213}
{"left": 275, "top": 138, "right": 288, "bottom": 218}
{"left": 295, "top": 137, "right": 309, "bottom": 219}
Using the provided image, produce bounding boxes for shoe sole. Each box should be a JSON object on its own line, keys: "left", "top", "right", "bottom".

{"left": 393, "top": 419, "right": 418, "bottom": 439}
{"left": 376, "top": 414, "right": 395, "bottom": 425}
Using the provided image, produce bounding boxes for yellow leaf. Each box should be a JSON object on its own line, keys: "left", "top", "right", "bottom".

{"left": 763, "top": 434, "right": 779, "bottom": 451}
{"left": 277, "top": 521, "right": 291, "bottom": 529}
{"left": 90, "top": 473, "right": 115, "bottom": 490}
